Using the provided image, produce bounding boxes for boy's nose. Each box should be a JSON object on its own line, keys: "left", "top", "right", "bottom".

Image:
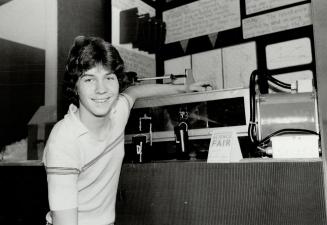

{"left": 95, "top": 81, "right": 107, "bottom": 93}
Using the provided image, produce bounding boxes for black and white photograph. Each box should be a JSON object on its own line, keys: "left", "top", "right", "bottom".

{"left": 0, "top": 0, "right": 326, "bottom": 224}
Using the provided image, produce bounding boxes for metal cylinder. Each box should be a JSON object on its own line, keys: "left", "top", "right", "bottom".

{"left": 256, "top": 92, "right": 319, "bottom": 140}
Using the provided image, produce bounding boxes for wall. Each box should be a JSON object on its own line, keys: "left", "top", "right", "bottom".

{"left": 0, "top": 0, "right": 58, "bottom": 107}
{"left": 57, "top": 0, "right": 110, "bottom": 119}
{"left": 0, "top": 0, "right": 46, "bottom": 146}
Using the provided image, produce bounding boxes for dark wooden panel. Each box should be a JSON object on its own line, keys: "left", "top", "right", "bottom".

{"left": 57, "top": 0, "right": 109, "bottom": 119}
{"left": 0, "top": 38, "right": 45, "bottom": 146}
{"left": 0, "top": 166, "right": 49, "bottom": 225}
{"left": 117, "top": 161, "right": 326, "bottom": 225}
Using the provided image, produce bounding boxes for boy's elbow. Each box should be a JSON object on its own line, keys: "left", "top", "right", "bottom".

{"left": 122, "top": 86, "right": 139, "bottom": 101}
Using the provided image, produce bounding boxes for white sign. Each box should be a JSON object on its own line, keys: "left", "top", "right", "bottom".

{"left": 163, "top": 0, "right": 240, "bottom": 44}
{"left": 242, "top": 3, "right": 312, "bottom": 39}
{"left": 266, "top": 37, "right": 312, "bottom": 70}
{"left": 245, "top": 0, "right": 306, "bottom": 15}
{"left": 207, "top": 131, "right": 242, "bottom": 163}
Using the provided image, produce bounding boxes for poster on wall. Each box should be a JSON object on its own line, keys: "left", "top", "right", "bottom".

{"left": 245, "top": 0, "right": 306, "bottom": 15}
{"left": 266, "top": 37, "right": 312, "bottom": 70}
{"left": 222, "top": 42, "right": 257, "bottom": 89}
{"left": 191, "top": 49, "right": 223, "bottom": 90}
{"left": 242, "top": 3, "right": 312, "bottom": 39}
{"left": 163, "top": 0, "right": 240, "bottom": 44}
{"left": 164, "top": 56, "right": 191, "bottom": 84}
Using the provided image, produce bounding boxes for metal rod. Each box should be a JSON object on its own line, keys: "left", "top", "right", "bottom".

{"left": 137, "top": 74, "right": 186, "bottom": 82}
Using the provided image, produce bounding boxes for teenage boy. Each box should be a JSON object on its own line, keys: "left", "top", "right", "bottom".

{"left": 43, "top": 36, "right": 208, "bottom": 225}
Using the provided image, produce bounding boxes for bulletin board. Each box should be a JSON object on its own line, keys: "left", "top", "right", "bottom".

{"left": 158, "top": 0, "right": 315, "bottom": 93}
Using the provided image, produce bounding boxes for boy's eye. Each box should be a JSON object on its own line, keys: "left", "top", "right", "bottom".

{"left": 106, "top": 74, "right": 116, "bottom": 80}
{"left": 82, "top": 77, "right": 94, "bottom": 83}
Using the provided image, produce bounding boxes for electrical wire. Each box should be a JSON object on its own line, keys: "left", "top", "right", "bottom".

{"left": 257, "top": 128, "right": 319, "bottom": 147}
{"left": 248, "top": 70, "right": 259, "bottom": 145}
{"left": 266, "top": 75, "right": 292, "bottom": 89}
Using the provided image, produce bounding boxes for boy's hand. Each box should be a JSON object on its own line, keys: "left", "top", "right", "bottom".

{"left": 187, "top": 81, "right": 212, "bottom": 92}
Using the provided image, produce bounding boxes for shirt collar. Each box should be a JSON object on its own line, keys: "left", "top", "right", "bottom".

{"left": 65, "top": 104, "right": 89, "bottom": 137}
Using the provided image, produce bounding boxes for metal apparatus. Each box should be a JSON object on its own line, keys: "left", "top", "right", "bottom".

{"left": 174, "top": 110, "right": 190, "bottom": 159}
{"left": 136, "top": 69, "right": 195, "bottom": 85}
{"left": 256, "top": 92, "right": 319, "bottom": 141}
{"left": 124, "top": 87, "right": 250, "bottom": 161}
{"left": 248, "top": 70, "right": 319, "bottom": 156}
{"left": 125, "top": 88, "right": 250, "bottom": 144}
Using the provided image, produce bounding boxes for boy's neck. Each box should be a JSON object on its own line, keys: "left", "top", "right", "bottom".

{"left": 78, "top": 111, "right": 111, "bottom": 139}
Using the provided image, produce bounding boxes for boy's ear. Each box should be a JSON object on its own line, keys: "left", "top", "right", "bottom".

{"left": 74, "top": 86, "right": 79, "bottom": 96}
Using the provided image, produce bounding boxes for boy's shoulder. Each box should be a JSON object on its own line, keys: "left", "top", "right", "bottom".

{"left": 43, "top": 115, "right": 84, "bottom": 168}
{"left": 48, "top": 109, "right": 87, "bottom": 144}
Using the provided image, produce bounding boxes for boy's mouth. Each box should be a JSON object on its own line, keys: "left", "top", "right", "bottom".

{"left": 92, "top": 97, "right": 110, "bottom": 103}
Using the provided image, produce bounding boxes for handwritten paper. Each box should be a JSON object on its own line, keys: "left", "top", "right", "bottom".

{"left": 207, "top": 131, "right": 242, "bottom": 163}
{"left": 242, "top": 3, "right": 312, "bottom": 39}
{"left": 163, "top": 0, "right": 240, "bottom": 44}
{"left": 191, "top": 49, "right": 223, "bottom": 90}
{"left": 115, "top": 45, "right": 156, "bottom": 81}
{"left": 266, "top": 37, "right": 312, "bottom": 70}
{"left": 222, "top": 42, "right": 257, "bottom": 89}
{"left": 245, "top": 0, "right": 306, "bottom": 15}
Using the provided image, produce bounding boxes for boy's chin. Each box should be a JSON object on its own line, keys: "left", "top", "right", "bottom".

{"left": 92, "top": 108, "right": 112, "bottom": 117}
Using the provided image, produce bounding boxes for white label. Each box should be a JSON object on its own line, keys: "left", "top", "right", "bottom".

{"left": 207, "top": 131, "right": 242, "bottom": 163}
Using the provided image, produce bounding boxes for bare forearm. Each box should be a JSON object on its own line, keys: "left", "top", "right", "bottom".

{"left": 123, "top": 83, "right": 187, "bottom": 101}
{"left": 123, "top": 82, "right": 208, "bottom": 101}
{"left": 52, "top": 208, "right": 78, "bottom": 225}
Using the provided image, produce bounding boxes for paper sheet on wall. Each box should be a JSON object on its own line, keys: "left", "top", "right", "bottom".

{"left": 242, "top": 3, "right": 312, "bottom": 39}
{"left": 163, "top": 0, "right": 240, "bottom": 44}
{"left": 207, "top": 131, "right": 242, "bottom": 163}
{"left": 222, "top": 42, "right": 257, "bottom": 89}
{"left": 266, "top": 38, "right": 312, "bottom": 70}
{"left": 115, "top": 45, "right": 156, "bottom": 82}
{"left": 191, "top": 49, "right": 223, "bottom": 90}
{"left": 245, "top": 0, "right": 306, "bottom": 15}
{"left": 164, "top": 56, "right": 191, "bottom": 84}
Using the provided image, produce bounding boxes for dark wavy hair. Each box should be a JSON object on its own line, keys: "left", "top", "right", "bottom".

{"left": 63, "top": 36, "right": 125, "bottom": 107}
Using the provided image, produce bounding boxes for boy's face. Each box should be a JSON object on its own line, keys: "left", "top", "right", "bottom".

{"left": 76, "top": 64, "right": 119, "bottom": 119}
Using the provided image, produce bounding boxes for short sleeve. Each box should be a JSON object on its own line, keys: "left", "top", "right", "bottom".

{"left": 111, "top": 93, "right": 134, "bottom": 129}
{"left": 43, "top": 121, "right": 80, "bottom": 211}
{"left": 43, "top": 122, "right": 81, "bottom": 175}
{"left": 120, "top": 92, "right": 134, "bottom": 111}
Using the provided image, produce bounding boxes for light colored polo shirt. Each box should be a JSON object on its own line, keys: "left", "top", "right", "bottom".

{"left": 43, "top": 93, "right": 133, "bottom": 225}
